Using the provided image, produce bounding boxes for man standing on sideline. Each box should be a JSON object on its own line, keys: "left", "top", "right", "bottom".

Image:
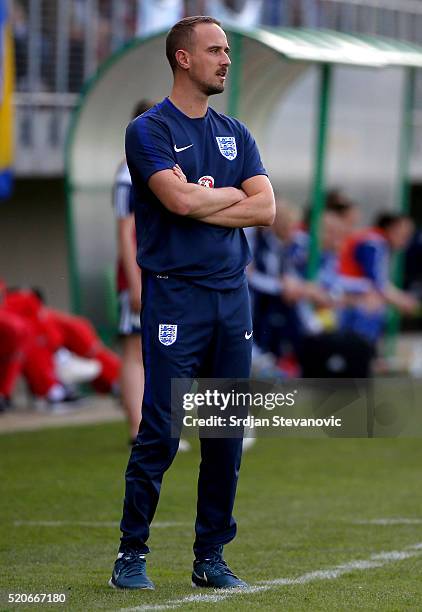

{"left": 114, "top": 98, "right": 191, "bottom": 451}
{"left": 110, "top": 16, "right": 275, "bottom": 591}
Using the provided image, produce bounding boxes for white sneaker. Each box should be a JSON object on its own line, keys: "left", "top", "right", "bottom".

{"left": 178, "top": 438, "right": 191, "bottom": 452}
{"left": 242, "top": 423, "right": 256, "bottom": 452}
{"left": 55, "top": 349, "right": 101, "bottom": 385}
{"left": 33, "top": 385, "right": 84, "bottom": 414}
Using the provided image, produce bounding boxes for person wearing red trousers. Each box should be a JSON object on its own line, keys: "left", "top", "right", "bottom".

{"left": 0, "top": 283, "right": 121, "bottom": 407}
{"left": 0, "top": 285, "right": 73, "bottom": 407}
{"left": 42, "top": 308, "right": 121, "bottom": 394}
{"left": 0, "top": 309, "right": 30, "bottom": 411}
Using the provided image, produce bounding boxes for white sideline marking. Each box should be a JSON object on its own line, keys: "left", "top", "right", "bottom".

{"left": 120, "top": 542, "right": 422, "bottom": 611}
{"left": 354, "top": 518, "right": 422, "bottom": 525}
{"left": 13, "top": 520, "right": 189, "bottom": 529}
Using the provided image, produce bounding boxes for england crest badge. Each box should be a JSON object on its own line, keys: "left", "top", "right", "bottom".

{"left": 216, "top": 136, "right": 237, "bottom": 161}
{"left": 158, "top": 324, "right": 178, "bottom": 346}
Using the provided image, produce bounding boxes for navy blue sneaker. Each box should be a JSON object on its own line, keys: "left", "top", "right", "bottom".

{"left": 109, "top": 550, "right": 154, "bottom": 590}
{"left": 192, "top": 554, "right": 248, "bottom": 589}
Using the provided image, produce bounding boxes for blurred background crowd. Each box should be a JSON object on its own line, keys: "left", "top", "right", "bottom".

{"left": 12, "top": 0, "right": 422, "bottom": 94}
{"left": 246, "top": 194, "right": 422, "bottom": 379}
{"left": 1, "top": 0, "right": 422, "bottom": 425}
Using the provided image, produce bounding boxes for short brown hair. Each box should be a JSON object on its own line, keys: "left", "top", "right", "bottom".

{"left": 166, "top": 16, "right": 221, "bottom": 73}
{"left": 375, "top": 212, "right": 409, "bottom": 230}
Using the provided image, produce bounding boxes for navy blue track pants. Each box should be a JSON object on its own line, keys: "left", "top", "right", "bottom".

{"left": 119, "top": 272, "right": 252, "bottom": 558}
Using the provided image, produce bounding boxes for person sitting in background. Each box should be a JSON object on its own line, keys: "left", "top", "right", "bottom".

{"left": 248, "top": 201, "right": 294, "bottom": 360}
{"left": 0, "top": 280, "right": 30, "bottom": 412}
{"left": 0, "top": 311, "right": 28, "bottom": 412}
{"left": 272, "top": 210, "right": 346, "bottom": 378}
{"left": 271, "top": 197, "right": 379, "bottom": 379}
{"left": 325, "top": 190, "right": 361, "bottom": 236}
{"left": 339, "top": 212, "right": 419, "bottom": 346}
{"left": 0, "top": 283, "right": 121, "bottom": 411}
{"left": 312, "top": 209, "right": 347, "bottom": 306}
{"left": 288, "top": 205, "right": 376, "bottom": 379}
{"left": 0, "top": 285, "right": 81, "bottom": 411}
{"left": 41, "top": 305, "right": 121, "bottom": 395}
{"left": 291, "top": 188, "right": 360, "bottom": 277}
{"left": 248, "top": 201, "right": 330, "bottom": 372}
{"left": 404, "top": 226, "right": 422, "bottom": 302}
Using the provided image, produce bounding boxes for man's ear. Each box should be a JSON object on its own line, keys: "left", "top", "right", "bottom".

{"left": 175, "top": 49, "right": 190, "bottom": 71}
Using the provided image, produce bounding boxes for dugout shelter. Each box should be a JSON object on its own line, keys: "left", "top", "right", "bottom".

{"left": 66, "top": 27, "right": 422, "bottom": 337}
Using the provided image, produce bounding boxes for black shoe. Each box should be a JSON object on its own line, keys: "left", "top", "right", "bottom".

{"left": 192, "top": 553, "right": 248, "bottom": 589}
{"left": 0, "top": 395, "right": 12, "bottom": 413}
{"left": 109, "top": 550, "right": 154, "bottom": 590}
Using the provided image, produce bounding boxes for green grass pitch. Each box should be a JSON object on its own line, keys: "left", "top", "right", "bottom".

{"left": 1, "top": 422, "right": 422, "bottom": 610}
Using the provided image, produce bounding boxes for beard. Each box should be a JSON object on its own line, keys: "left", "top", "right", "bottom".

{"left": 197, "top": 78, "right": 225, "bottom": 97}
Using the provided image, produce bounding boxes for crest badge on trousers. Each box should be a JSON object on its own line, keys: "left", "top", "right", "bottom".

{"left": 216, "top": 136, "right": 237, "bottom": 161}
{"left": 158, "top": 324, "right": 178, "bottom": 346}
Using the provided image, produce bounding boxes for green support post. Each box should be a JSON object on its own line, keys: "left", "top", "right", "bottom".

{"left": 64, "top": 177, "right": 82, "bottom": 315}
{"left": 396, "top": 68, "right": 416, "bottom": 218}
{"left": 307, "top": 63, "right": 332, "bottom": 280}
{"left": 386, "top": 67, "right": 416, "bottom": 353}
{"left": 64, "top": 84, "right": 87, "bottom": 316}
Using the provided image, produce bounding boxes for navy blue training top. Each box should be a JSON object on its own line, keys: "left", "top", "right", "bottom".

{"left": 125, "top": 97, "right": 267, "bottom": 290}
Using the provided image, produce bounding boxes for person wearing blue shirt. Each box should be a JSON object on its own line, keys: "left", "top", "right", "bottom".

{"left": 109, "top": 15, "right": 275, "bottom": 591}
{"left": 339, "top": 213, "right": 418, "bottom": 345}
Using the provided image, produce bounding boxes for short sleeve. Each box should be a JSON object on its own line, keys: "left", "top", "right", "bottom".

{"left": 113, "top": 182, "right": 132, "bottom": 219}
{"left": 239, "top": 123, "right": 267, "bottom": 184}
{"left": 355, "top": 241, "right": 389, "bottom": 290}
{"left": 125, "top": 115, "right": 176, "bottom": 184}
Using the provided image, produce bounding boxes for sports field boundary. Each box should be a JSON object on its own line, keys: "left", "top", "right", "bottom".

{"left": 119, "top": 542, "right": 422, "bottom": 611}
{"left": 13, "top": 520, "right": 190, "bottom": 529}
{"left": 0, "top": 397, "right": 124, "bottom": 434}
{"left": 354, "top": 518, "right": 422, "bottom": 525}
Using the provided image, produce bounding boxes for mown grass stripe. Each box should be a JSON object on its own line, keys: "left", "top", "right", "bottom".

{"left": 120, "top": 542, "right": 422, "bottom": 611}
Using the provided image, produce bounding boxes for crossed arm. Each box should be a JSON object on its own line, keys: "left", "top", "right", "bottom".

{"left": 198, "top": 174, "right": 275, "bottom": 228}
{"left": 148, "top": 166, "right": 275, "bottom": 228}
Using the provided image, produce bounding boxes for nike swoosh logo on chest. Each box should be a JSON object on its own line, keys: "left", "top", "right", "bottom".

{"left": 174, "top": 144, "right": 194, "bottom": 153}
